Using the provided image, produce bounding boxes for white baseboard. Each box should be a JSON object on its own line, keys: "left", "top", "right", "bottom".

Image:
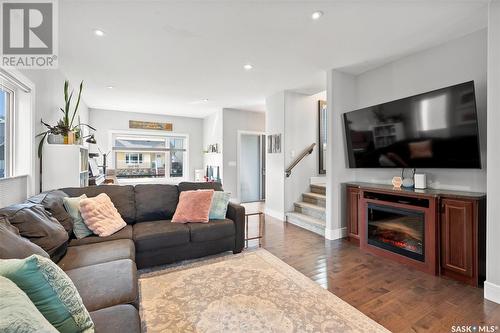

{"left": 485, "top": 281, "right": 500, "bottom": 304}
{"left": 265, "top": 208, "right": 285, "bottom": 221}
{"left": 325, "top": 227, "right": 347, "bottom": 240}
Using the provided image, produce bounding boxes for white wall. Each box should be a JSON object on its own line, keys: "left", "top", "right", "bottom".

{"left": 326, "top": 29, "right": 488, "bottom": 240}
{"left": 203, "top": 110, "right": 223, "bottom": 181}
{"left": 222, "top": 108, "right": 265, "bottom": 200}
{"left": 352, "top": 29, "right": 487, "bottom": 192}
{"left": 284, "top": 90, "right": 326, "bottom": 212}
{"left": 265, "top": 92, "right": 286, "bottom": 219}
{"left": 89, "top": 108, "right": 203, "bottom": 181}
{"left": 485, "top": 1, "right": 500, "bottom": 305}
{"left": 20, "top": 69, "right": 90, "bottom": 193}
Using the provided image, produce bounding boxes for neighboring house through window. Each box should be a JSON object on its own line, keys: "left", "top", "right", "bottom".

{"left": 112, "top": 133, "right": 187, "bottom": 181}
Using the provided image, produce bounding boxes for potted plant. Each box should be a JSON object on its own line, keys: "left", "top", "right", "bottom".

{"left": 37, "top": 80, "right": 95, "bottom": 157}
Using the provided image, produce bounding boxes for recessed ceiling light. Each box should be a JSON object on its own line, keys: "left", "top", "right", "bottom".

{"left": 311, "top": 11, "right": 324, "bottom": 20}
{"left": 243, "top": 64, "right": 253, "bottom": 71}
{"left": 94, "top": 29, "right": 105, "bottom": 37}
{"left": 202, "top": 98, "right": 209, "bottom": 102}
{"left": 106, "top": 86, "right": 114, "bottom": 89}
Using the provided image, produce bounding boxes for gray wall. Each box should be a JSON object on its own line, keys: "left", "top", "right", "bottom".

{"left": 222, "top": 108, "right": 265, "bottom": 200}
{"left": 89, "top": 108, "right": 203, "bottom": 181}
{"left": 326, "top": 29, "right": 487, "bottom": 239}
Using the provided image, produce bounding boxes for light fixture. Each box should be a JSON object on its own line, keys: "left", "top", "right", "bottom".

{"left": 84, "top": 134, "right": 97, "bottom": 144}
{"left": 311, "top": 11, "right": 323, "bottom": 20}
{"left": 106, "top": 85, "right": 114, "bottom": 89}
{"left": 93, "top": 29, "right": 105, "bottom": 37}
{"left": 243, "top": 64, "right": 253, "bottom": 71}
{"left": 202, "top": 98, "right": 209, "bottom": 102}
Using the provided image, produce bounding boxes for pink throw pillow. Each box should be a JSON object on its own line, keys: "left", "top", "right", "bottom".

{"left": 79, "top": 193, "right": 126, "bottom": 237}
{"left": 172, "top": 190, "right": 214, "bottom": 223}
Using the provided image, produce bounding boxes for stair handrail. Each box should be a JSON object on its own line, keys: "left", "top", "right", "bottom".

{"left": 285, "top": 143, "right": 316, "bottom": 178}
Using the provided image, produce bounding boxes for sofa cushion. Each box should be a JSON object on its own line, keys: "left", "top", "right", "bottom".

{"left": 133, "top": 220, "right": 190, "bottom": 252}
{"left": 27, "top": 190, "right": 74, "bottom": 235}
{"left": 178, "top": 181, "right": 223, "bottom": 192}
{"left": 65, "top": 259, "right": 137, "bottom": 312}
{"left": 134, "top": 184, "right": 178, "bottom": 222}
{"left": 0, "top": 276, "right": 59, "bottom": 333}
{"left": 0, "top": 217, "right": 50, "bottom": 259}
{"left": 90, "top": 305, "right": 141, "bottom": 333}
{"left": 0, "top": 255, "right": 94, "bottom": 333}
{"left": 188, "top": 219, "right": 235, "bottom": 242}
{"left": 61, "top": 185, "right": 136, "bottom": 224}
{"left": 68, "top": 225, "right": 133, "bottom": 247}
{"left": 58, "top": 239, "right": 135, "bottom": 271}
{"left": 0, "top": 203, "right": 69, "bottom": 262}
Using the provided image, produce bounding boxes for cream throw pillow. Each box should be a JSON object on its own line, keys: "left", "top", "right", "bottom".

{"left": 79, "top": 193, "right": 126, "bottom": 237}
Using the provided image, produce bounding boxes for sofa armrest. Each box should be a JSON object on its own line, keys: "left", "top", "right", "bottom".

{"left": 226, "top": 202, "right": 245, "bottom": 253}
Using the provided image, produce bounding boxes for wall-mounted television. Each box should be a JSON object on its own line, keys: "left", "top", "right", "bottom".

{"left": 343, "top": 81, "right": 481, "bottom": 169}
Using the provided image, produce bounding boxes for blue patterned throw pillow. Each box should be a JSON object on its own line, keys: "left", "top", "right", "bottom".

{"left": 0, "top": 255, "right": 94, "bottom": 333}
{"left": 209, "top": 191, "right": 231, "bottom": 220}
{"left": 0, "top": 276, "right": 58, "bottom": 333}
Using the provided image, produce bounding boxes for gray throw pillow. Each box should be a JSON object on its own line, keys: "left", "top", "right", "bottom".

{"left": 0, "top": 204, "right": 68, "bottom": 262}
{"left": 0, "top": 217, "right": 49, "bottom": 259}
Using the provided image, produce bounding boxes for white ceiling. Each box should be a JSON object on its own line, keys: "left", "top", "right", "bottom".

{"left": 60, "top": 0, "right": 488, "bottom": 118}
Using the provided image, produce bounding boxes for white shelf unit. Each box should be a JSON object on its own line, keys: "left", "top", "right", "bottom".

{"left": 371, "top": 122, "right": 405, "bottom": 148}
{"left": 42, "top": 144, "right": 89, "bottom": 191}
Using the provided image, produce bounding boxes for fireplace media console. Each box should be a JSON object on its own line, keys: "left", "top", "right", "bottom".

{"left": 345, "top": 182, "right": 486, "bottom": 287}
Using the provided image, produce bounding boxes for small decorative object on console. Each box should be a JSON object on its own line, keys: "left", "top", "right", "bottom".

{"left": 401, "top": 168, "right": 415, "bottom": 188}
{"left": 391, "top": 176, "right": 402, "bottom": 188}
{"left": 414, "top": 174, "right": 427, "bottom": 189}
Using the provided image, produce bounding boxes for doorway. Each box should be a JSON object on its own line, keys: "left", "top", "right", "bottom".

{"left": 238, "top": 131, "right": 266, "bottom": 203}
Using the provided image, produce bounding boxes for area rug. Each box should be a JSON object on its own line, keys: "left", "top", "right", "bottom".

{"left": 139, "top": 249, "right": 389, "bottom": 333}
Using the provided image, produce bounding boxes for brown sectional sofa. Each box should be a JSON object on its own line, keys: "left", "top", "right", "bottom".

{"left": 0, "top": 182, "right": 245, "bottom": 333}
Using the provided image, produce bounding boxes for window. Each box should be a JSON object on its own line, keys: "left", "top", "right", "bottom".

{"left": 125, "top": 153, "right": 143, "bottom": 165}
{"left": 112, "top": 134, "right": 187, "bottom": 180}
{"left": 0, "top": 86, "right": 13, "bottom": 179}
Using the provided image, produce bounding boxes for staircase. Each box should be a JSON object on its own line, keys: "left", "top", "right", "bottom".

{"left": 285, "top": 183, "right": 326, "bottom": 236}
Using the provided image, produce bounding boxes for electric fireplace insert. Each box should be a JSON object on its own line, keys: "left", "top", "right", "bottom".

{"left": 367, "top": 203, "right": 425, "bottom": 262}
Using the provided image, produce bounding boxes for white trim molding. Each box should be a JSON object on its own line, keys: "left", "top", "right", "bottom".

{"left": 325, "top": 227, "right": 347, "bottom": 240}
{"left": 265, "top": 208, "right": 285, "bottom": 221}
{"left": 485, "top": 281, "right": 500, "bottom": 304}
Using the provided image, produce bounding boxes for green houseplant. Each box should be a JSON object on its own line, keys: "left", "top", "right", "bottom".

{"left": 37, "top": 80, "right": 95, "bottom": 158}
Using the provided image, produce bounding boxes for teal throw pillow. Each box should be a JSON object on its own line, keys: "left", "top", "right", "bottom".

{"left": 63, "top": 195, "right": 93, "bottom": 239}
{"left": 209, "top": 191, "right": 231, "bottom": 220}
{"left": 0, "top": 276, "right": 58, "bottom": 333}
{"left": 0, "top": 255, "right": 94, "bottom": 333}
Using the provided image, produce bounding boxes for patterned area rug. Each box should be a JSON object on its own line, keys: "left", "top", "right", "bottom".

{"left": 139, "top": 249, "right": 389, "bottom": 333}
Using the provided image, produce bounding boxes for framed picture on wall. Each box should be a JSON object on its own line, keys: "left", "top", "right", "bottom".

{"left": 267, "top": 134, "right": 282, "bottom": 154}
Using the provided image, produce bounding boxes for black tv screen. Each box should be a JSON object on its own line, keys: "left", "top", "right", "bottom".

{"left": 343, "top": 81, "right": 481, "bottom": 169}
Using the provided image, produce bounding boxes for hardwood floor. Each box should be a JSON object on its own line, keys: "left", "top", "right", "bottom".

{"left": 242, "top": 206, "right": 500, "bottom": 333}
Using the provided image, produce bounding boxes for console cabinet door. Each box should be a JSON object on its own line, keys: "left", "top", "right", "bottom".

{"left": 440, "top": 198, "right": 474, "bottom": 278}
{"left": 347, "top": 187, "right": 360, "bottom": 240}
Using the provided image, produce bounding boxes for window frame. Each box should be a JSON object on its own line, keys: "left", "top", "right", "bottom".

{"left": 109, "top": 130, "right": 189, "bottom": 183}
{"left": 0, "top": 83, "right": 15, "bottom": 179}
